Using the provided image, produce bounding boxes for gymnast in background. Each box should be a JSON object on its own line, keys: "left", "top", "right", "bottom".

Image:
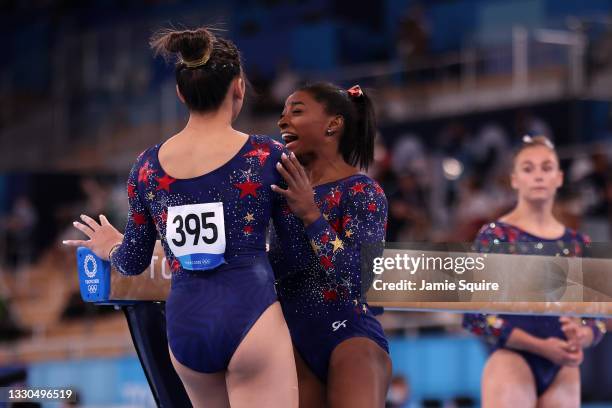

{"left": 463, "top": 135, "right": 606, "bottom": 408}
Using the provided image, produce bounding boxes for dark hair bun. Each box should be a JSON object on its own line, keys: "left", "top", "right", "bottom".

{"left": 150, "top": 28, "right": 214, "bottom": 63}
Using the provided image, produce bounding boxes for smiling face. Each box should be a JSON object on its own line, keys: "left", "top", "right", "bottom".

{"left": 277, "top": 90, "right": 341, "bottom": 162}
{"left": 511, "top": 144, "right": 563, "bottom": 204}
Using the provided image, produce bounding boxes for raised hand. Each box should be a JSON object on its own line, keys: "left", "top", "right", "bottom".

{"left": 62, "top": 214, "right": 123, "bottom": 260}
{"left": 271, "top": 152, "right": 321, "bottom": 226}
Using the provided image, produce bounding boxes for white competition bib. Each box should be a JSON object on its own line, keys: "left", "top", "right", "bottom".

{"left": 166, "top": 202, "right": 226, "bottom": 271}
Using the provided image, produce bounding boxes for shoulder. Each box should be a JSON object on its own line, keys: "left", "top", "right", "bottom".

{"left": 342, "top": 174, "right": 386, "bottom": 201}
{"left": 251, "top": 134, "right": 285, "bottom": 151}
{"left": 475, "top": 221, "right": 519, "bottom": 243}
{"left": 568, "top": 228, "right": 591, "bottom": 245}
{"left": 339, "top": 175, "right": 387, "bottom": 216}
{"left": 128, "top": 145, "right": 159, "bottom": 177}
{"left": 249, "top": 134, "right": 287, "bottom": 161}
{"left": 134, "top": 145, "right": 159, "bottom": 167}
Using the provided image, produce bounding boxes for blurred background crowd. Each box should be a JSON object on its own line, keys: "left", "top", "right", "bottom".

{"left": 1, "top": 0, "right": 612, "bottom": 406}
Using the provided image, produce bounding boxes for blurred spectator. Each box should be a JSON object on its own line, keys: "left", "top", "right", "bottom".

{"left": 386, "top": 374, "right": 410, "bottom": 408}
{"left": 452, "top": 174, "right": 499, "bottom": 241}
{"left": 387, "top": 171, "right": 431, "bottom": 242}
{"left": 515, "top": 110, "right": 552, "bottom": 141}
{"left": 79, "top": 177, "right": 111, "bottom": 217}
{"left": 390, "top": 135, "right": 428, "bottom": 178}
{"left": 588, "top": 25, "right": 612, "bottom": 76}
{"left": 579, "top": 150, "right": 612, "bottom": 217}
{"left": 396, "top": 3, "right": 430, "bottom": 75}
{"left": 248, "top": 66, "right": 275, "bottom": 114}
{"left": 270, "top": 60, "right": 299, "bottom": 109}
{"left": 367, "top": 134, "right": 394, "bottom": 186}
{"left": 0, "top": 297, "right": 30, "bottom": 342}
{"left": 2, "top": 196, "right": 38, "bottom": 268}
{"left": 469, "top": 123, "right": 510, "bottom": 182}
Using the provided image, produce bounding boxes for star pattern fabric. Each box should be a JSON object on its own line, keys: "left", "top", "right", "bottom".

{"left": 110, "top": 135, "right": 288, "bottom": 281}
{"left": 269, "top": 174, "right": 387, "bottom": 317}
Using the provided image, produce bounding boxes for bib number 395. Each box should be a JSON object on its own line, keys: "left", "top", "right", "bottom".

{"left": 166, "top": 202, "right": 226, "bottom": 271}
{"left": 171, "top": 212, "right": 218, "bottom": 246}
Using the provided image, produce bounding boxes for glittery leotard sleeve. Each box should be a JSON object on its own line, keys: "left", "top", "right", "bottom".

{"left": 303, "top": 179, "right": 388, "bottom": 285}
{"left": 110, "top": 150, "right": 158, "bottom": 275}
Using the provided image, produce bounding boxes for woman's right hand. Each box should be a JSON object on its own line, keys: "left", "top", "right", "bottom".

{"left": 537, "top": 337, "right": 583, "bottom": 367}
{"left": 62, "top": 214, "right": 123, "bottom": 261}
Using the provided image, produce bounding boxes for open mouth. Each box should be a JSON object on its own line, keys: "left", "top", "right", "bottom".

{"left": 281, "top": 132, "right": 299, "bottom": 146}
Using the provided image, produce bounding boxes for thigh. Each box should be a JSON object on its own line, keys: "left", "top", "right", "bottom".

{"left": 169, "top": 347, "right": 230, "bottom": 408}
{"left": 294, "top": 347, "right": 327, "bottom": 408}
{"left": 327, "top": 337, "right": 392, "bottom": 408}
{"left": 226, "top": 301, "right": 298, "bottom": 408}
{"left": 537, "top": 366, "right": 580, "bottom": 408}
{"left": 482, "top": 349, "right": 537, "bottom": 408}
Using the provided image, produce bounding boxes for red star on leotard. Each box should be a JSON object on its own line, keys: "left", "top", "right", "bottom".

{"left": 342, "top": 215, "right": 352, "bottom": 229}
{"left": 322, "top": 289, "right": 338, "bottom": 302}
{"left": 330, "top": 219, "right": 342, "bottom": 234}
{"left": 350, "top": 182, "right": 367, "bottom": 194}
{"left": 243, "top": 225, "right": 253, "bottom": 235}
{"left": 325, "top": 190, "right": 342, "bottom": 208}
{"left": 373, "top": 183, "right": 384, "bottom": 195}
{"left": 132, "top": 211, "right": 147, "bottom": 225}
{"left": 234, "top": 179, "right": 263, "bottom": 199}
{"left": 138, "top": 161, "right": 155, "bottom": 186}
{"left": 127, "top": 183, "right": 136, "bottom": 199}
{"left": 506, "top": 228, "right": 518, "bottom": 243}
{"left": 320, "top": 255, "right": 334, "bottom": 270}
{"left": 155, "top": 174, "right": 176, "bottom": 192}
{"left": 243, "top": 142, "right": 271, "bottom": 166}
{"left": 367, "top": 202, "right": 377, "bottom": 212}
{"left": 171, "top": 259, "right": 181, "bottom": 272}
{"left": 160, "top": 210, "right": 168, "bottom": 223}
{"left": 320, "top": 233, "right": 330, "bottom": 244}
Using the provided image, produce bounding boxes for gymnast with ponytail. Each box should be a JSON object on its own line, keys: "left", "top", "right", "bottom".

{"left": 270, "top": 83, "right": 392, "bottom": 407}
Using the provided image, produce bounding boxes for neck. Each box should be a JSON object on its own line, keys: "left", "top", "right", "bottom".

{"left": 183, "top": 107, "right": 233, "bottom": 137}
{"left": 508, "top": 198, "right": 557, "bottom": 228}
{"left": 303, "top": 150, "right": 358, "bottom": 186}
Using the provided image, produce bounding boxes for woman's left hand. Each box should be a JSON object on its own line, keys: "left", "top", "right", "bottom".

{"left": 560, "top": 316, "right": 594, "bottom": 349}
{"left": 272, "top": 152, "right": 321, "bottom": 226}
{"left": 62, "top": 214, "right": 124, "bottom": 260}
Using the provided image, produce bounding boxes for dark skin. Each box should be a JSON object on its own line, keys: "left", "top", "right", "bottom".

{"left": 272, "top": 90, "right": 392, "bottom": 408}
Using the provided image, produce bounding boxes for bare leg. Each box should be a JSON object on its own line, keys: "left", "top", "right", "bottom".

{"left": 482, "top": 349, "right": 537, "bottom": 408}
{"left": 294, "top": 347, "right": 327, "bottom": 408}
{"left": 226, "top": 301, "right": 298, "bottom": 408}
{"left": 169, "top": 347, "right": 230, "bottom": 408}
{"left": 537, "top": 366, "right": 580, "bottom": 408}
{"left": 327, "top": 337, "right": 392, "bottom": 408}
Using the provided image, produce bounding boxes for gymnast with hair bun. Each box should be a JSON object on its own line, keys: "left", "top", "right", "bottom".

{"left": 463, "top": 135, "right": 606, "bottom": 408}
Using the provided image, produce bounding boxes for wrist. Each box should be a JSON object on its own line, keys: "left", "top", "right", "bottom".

{"left": 107, "top": 242, "right": 122, "bottom": 261}
{"left": 529, "top": 337, "right": 547, "bottom": 355}
{"left": 302, "top": 210, "right": 321, "bottom": 227}
{"left": 515, "top": 335, "right": 546, "bottom": 355}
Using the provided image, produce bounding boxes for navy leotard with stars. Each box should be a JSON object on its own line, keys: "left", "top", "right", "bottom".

{"left": 111, "top": 134, "right": 288, "bottom": 373}
{"left": 463, "top": 221, "right": 606, "bottom": 395}
{"left": 270, "top": 173, "right": 389, "bottom": 382}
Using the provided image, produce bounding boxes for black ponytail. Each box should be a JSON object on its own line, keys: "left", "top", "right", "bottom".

{"left": 299, "top": 82, "right": 376, "bottom": 170}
